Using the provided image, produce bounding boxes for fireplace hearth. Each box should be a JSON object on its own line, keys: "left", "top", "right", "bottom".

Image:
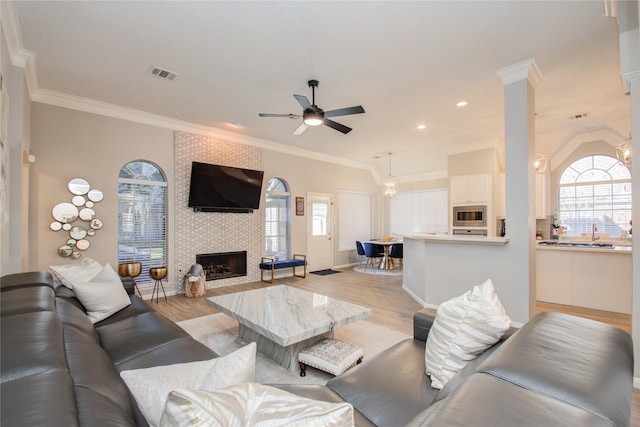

{"left": 196, "top": 251, "right": 247, "bottom": 281}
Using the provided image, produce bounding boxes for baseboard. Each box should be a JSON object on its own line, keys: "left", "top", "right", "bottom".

{"left": 634, "top": 377, "right": 640, "bottom": 389}
{"left": 402, "top": 284, "right": 430, "bottom": 308}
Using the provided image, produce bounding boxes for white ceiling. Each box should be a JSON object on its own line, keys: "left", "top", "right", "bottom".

{"left": 8, "top": 1, "right": 631, "bottom": 180}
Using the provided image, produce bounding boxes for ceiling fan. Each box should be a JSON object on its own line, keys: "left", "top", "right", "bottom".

{"left": 259, "top": 80, "right": 365, "bottom": 135}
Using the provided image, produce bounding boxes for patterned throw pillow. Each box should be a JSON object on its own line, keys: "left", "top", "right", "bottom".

{"left": 425, "top": 279, "right": 511, "bottom": 389}
{"left": 121, "top": 343, "right": 256, "bottom": 427}
{"left": 160, "top": 383, "right": 354, "bottom": 427}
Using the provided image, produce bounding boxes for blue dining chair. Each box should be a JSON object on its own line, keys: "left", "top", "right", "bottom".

{"left": 355, "top": 241, "right": 366, "bottom": 269}
{"left": 390, "top": 243, "right": 403, "bottom": 270}
{"left": 363, "top": 242, "right": 381, "bottom": 272}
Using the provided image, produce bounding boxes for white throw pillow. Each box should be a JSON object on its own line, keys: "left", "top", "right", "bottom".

{"left": 72, "top": 263, "right": 131, "bottom": 323}
{"left": 425, "top": 279, "right": 511, "bottom": 389}
{"left": 50, "top": 257, "right": 103, "bottom": 289}
{"left": 121, "top": 342, "right": 257, "bottom": 427}
{"left": 160, "top": 383, "right": 354, "bottom": 427}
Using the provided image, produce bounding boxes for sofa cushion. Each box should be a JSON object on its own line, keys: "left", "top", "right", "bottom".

{"left": 327, "top": 339, "right": 438, "bottom": 427}
{"left": 0, "top": 286, "right": 56, "bottom": 317}
{"left": 120, "top": 342, "right": 256, "bottom": 427}
{"left": 74, "top": 387, "right": 137, "bottom": 427}
{"left": 425, "top": 279, "right": 511, "bottom": 389}
{"left": 0, "top": 312, "right": 69, "bottom": 383}
{"left": 96, "top": 311, "right": 193, "bottom": 365}
{"left": 115, "top": 336, "right": 218, "bottom": 371}
{"left": 0, "top": 369, "right": 78, "bottom": 427}
{"left": 477, "top": 312, "right": 633, "bottom": 427}
{"left": 407, "top": 374, "right": 613, "bottom": 427}
{"left": 50, "top": 257, "right": 103, "bottom": 289}
{"left": 0, "top": 271, "right": 54, "bottom": 291}
{"left": 161, "top": 383, "right": 354, "bottom": 427}
{"left": 56, "top": 298, "right": 101, "bottom": 343}
{"left": 72, "top": 263, "right": 131, "bottom": 323}
{"left": 94, "top": 295, "right": 155, "bottom": 327}
{"left": 64, "top": 326, "right": 135, "bottom": 417}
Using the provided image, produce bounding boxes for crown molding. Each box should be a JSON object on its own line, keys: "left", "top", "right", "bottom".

{"left": 496, "top": 58, "right": 543, "bottom": 90}
{"left": 31, "top": 88, "right": 376, "bottom": 175}
{"left": 1, "top": 1, "right": 38, "bottom": 95}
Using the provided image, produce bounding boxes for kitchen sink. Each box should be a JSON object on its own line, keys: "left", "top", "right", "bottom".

{"left": 537, "top": 241, "right": 615, "bottom": 248}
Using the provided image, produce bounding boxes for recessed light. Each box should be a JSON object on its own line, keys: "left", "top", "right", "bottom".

{"left": 416, "top": 124, "right": 426, "bottom": 130}
{"left": 456, "top": 101, "right": 468, "bottom": 107}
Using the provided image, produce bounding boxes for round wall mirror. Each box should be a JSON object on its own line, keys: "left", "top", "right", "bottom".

{"left": 85, "top": 201, "right": 94, "bottom": 208}
{"left": 90, "top": 218, "right": 103, "bottom": 230}
{"left": 58, "top": 245, "right": 72, "bottom": 257}
{"left": 76, "top": 239, "right": 90, "bottom": 251}
{"left": 87, "top": 189, "right": 104, "bottom": 202}
{"left": 72, "top": 195, "right": 86, "bottom": 207}
{"left": 70, "top": 226, "right": 87, "bottom": 240}
{"left": 79, "top": 208, "right": 95, "bottom": 221}
{"left": 62, "top": 223, "right": 72, "bottom": 231}
{"left": 52, "top": 203, "right": 79, "bottom": 223}
{"left": 67, "top": 238, "right": 76, "bottom": 246}
{"left": 71, "top": 251, "right": 81, "bottom": 259}
{"left": 68, "top": 178, "right": 90, "bottom": 195}
{"left": 86, "top": 228, "right": 96, "bottom": 236}
{"left": 50, "top": 221, "right": 62, "bottom": 231}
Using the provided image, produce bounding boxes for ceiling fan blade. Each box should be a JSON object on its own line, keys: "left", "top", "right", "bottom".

{"left": 324, "top": 118, "right": 352, "bottom": 134}
{"left": 293, "top": 94, "right": 311, "bottom": 109}
{"left": 324, "top": 105, "right": 365, "bottom": 118}
{"left": 292, "top": 123, "right": 308, "bottom": 135}
{"left": 259, "top": 113, "right": 301, "bottom": 118}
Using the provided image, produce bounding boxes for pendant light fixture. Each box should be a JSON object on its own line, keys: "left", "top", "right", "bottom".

{"left": 534, "top": 153, "right": 548, "bottom": 174}
{"left": 382, "top": 152, "right": 399, "bottom": 200}
{"left": 615, "top": 134, "right": 632, "bottom": 166}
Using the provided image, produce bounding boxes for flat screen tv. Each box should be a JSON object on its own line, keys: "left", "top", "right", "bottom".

{"left": 188, "top": 162, "right": 264, "bottom": 213}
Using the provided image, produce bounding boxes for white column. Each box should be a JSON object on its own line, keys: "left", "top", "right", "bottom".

{"left": 613, "top": 0, "right": 640, "bottom": 383}
{"left": 496, "top": 59, "right": 543, "bottom": 320}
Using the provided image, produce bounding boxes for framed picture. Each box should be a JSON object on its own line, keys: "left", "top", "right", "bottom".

{"left": 295, "top": 197, "right": 304, "bottom": 216}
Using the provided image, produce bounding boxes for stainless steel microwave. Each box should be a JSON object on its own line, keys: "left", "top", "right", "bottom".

{"left": 452, "top": 205, "right": 487, "bottom": 227}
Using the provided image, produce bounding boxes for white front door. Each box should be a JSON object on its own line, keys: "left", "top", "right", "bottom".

{"left": 307, "top": 193, "right": 333, "bottom": 271}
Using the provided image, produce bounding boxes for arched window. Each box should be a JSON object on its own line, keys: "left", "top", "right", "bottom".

{"left": 557, "top": 155, "right": 632, "bottom": 237}
{"left": 265, "top": 178, "right": 290, "bottom": 259}
{"left": 118, "top": 161, "right": 168, "bottom": 285}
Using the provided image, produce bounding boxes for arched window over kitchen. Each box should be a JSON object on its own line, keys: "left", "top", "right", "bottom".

{"left": 557, "top": 155, "right": 631, "bottom": 238}
{"left": 118, "top": 160, "right": 168, "bottom": 285}
{"left": 265, "top": 178, "right": 290, "bottom": 259}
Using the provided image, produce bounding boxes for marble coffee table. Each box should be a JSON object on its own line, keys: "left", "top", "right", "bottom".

{"left": 206, "top": 285, "right": 372, "bottom": 370}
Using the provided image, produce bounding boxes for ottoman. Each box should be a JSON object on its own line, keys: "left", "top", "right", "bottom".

{"left": 298, "top": 338, "right": 364, "bottom": 377}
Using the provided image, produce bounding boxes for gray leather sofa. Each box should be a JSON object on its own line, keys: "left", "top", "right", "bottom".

{"left": 1, "top": 271, "right": 634, "bottom": 426}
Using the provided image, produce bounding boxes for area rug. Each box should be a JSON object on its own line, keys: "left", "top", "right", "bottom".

{"left": 177, "top": 313, "right": 410, "bottom": 385}
{"left": 353, "top": 266, "right": 403, "bottom": 276}
{"left": 310, "top": 269, "right": 342, "bottom": 276}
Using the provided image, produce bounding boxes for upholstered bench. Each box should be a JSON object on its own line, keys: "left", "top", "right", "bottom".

{"left": 298, "top": 338, "right": 363, "bottom": 377}
{"left": 259, "top": 254, "right": 307, "bottom": 283}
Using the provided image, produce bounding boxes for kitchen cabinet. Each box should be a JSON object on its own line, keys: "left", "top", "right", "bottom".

{"left": 450, "top": 174, "right": 490, "bottom": 205}
{"left": 535, "top": 172, "right": 549, "bottom": 219}
{"left": 536, "top": 246, "right": 632, "bottom": 314}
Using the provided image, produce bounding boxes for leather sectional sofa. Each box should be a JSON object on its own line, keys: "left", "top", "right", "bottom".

{"left": 1, "top": 271, "right": 634, "bottom": 426}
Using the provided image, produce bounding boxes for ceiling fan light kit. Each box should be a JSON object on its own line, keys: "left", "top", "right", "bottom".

{"left": 259, "top": 79, "right": 365, "bottom": 134}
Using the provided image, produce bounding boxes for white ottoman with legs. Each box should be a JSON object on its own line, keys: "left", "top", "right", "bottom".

{"left": 298, "top": 338, "right": 363, "bottom": 377}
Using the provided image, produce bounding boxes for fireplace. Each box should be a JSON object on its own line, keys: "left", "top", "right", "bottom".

{"left": 196, "top": 251, "right": 247, "bottom": 281}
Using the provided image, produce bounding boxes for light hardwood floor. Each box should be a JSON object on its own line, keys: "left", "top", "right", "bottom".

{"left": 153, "top": 267, "right": 638, "bottom": 425}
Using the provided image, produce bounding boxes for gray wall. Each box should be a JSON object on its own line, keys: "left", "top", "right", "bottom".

{"left": 27, "top": 103, "right": 380, "bottom": 292}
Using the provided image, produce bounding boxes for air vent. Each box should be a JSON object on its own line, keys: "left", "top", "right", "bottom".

{"left": 150, "top": 66, "right": 178, "bottom": 81}
{"left": 569, "top": 113, "right": 588, "bottom": 120}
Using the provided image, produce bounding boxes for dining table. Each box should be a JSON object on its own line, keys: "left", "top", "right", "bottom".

{"left": 365, "top": 239, "right": 402, "bottom": 270}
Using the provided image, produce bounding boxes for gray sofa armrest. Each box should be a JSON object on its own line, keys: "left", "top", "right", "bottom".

{"left": 413, "top": 308, "right": 437, "bottom": 342}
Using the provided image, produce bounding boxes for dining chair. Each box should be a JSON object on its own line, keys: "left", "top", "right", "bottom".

{"left": 363, "top": 242, "right": 381, "bottom": 272}
{"left": 355, "top": 241, "right": 366, "bottom": 269}
{"left": 390, "top": 243, "right": 403, "bottom": 269}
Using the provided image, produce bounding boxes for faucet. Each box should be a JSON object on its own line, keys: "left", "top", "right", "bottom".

{"left": 591, "top": 223, "right": 599, "bottom": 241}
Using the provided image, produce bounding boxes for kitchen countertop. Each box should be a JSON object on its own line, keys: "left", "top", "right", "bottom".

{"left": 536, "top": 241, "right": 632, "bottom": 254}
{"left": 399, "top": 233, "right": 509, "bottom": 245}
